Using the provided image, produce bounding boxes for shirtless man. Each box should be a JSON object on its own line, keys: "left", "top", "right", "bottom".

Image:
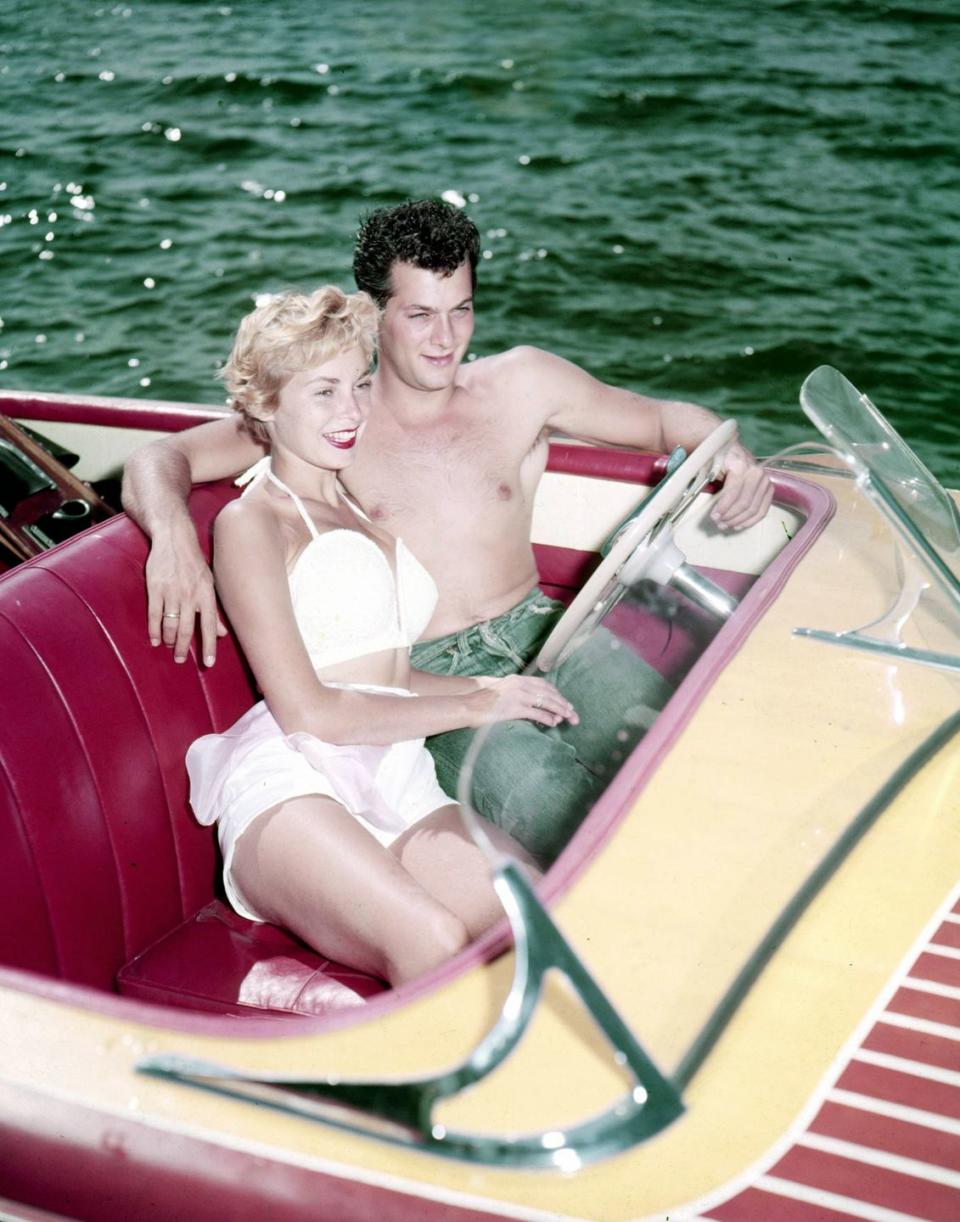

{"left": 123, "top": 199, "right": 773, "bottom": 862}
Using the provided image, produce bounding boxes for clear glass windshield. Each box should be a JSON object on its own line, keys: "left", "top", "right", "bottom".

{"left": 800, "top": 365, "right": 960, "bottom": 604}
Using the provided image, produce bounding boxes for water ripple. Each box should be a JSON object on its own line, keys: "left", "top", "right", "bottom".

{"left": 0, "top": 0, "right": 957, "bottom": 479}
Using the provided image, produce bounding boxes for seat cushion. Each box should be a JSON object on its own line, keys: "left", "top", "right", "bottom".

{"left": 116, "top": 901, "right": 387, "bottom": 1017}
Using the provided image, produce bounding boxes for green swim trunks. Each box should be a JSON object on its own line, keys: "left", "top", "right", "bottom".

{"left": 410, "top": 588, "right": 672, "bottom": 863}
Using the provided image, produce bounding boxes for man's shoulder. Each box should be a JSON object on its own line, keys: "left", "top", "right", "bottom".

{"left": 466, "top": 344, "right": 561, "bottom": 390}
{"left": 455, "top": 347, "right": 574, "bottom": 428}
{"left": 490, "top": 343, "right": 558, "bottom": 370}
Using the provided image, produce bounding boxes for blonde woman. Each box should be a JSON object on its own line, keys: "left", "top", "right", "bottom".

{"left": 187, "top": 287, "right": 575, "bottom": 987}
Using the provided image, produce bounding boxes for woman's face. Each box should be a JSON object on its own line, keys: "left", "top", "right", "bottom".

{"left": 268, "top": 345, "right": 373, "bottom": 470}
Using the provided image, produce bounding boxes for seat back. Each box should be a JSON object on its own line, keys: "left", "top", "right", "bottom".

{"left": 0, "top": 481, "right": 251, "bottom": 990}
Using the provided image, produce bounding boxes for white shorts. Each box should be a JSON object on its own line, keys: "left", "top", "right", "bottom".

{"left": 186, "top": 685, "right": 454, "bottom": 923}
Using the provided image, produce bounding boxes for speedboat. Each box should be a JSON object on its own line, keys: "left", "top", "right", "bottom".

{"left": 0, "top": 366, "right": 957, "bottom": 1220}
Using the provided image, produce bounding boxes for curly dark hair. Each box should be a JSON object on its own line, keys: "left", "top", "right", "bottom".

{"left": 353, "top": 199, "right": 481, "bottom": 307}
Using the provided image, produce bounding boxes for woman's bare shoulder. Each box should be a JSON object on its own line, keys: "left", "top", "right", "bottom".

{"left": 213, "top": 490, "right": 298, "bottom": 572}
{"left": 215, "top": 489, "right": 276, "bottom": 536}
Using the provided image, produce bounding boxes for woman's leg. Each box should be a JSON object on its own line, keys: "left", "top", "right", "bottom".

{"left": 231, "top": 794, "right": 469, "bottom": 987}
{"left": 390, "top": 804, "right": 542, "bottom": 939}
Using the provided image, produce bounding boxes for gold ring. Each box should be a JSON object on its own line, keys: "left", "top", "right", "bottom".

{"left": 162, "top": 611, "right": 181, "bottom": 619}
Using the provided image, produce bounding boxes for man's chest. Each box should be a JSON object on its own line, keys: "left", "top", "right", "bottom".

{"left": 345, "top": 414, "right": 541, "bottom": 528}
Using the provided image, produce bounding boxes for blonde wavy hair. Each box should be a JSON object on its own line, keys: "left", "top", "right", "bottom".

{"left": 220, "top": 285, "right": 380, "bottom": 441}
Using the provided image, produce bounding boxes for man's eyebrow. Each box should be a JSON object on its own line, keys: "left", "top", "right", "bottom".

{"left": 405, "top": 296, "right": 474, "bottom": 312}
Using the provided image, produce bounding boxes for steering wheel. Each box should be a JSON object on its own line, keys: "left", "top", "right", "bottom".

{"left": 536, "top": 419, "right": 739, "bottom": 672}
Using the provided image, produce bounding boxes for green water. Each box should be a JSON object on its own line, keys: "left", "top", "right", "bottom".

{"left": 1, "top": 0, "right": 957, "bottom": 480}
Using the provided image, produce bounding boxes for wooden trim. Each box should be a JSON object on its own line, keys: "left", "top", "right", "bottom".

{"left": 0, "top": 415, "right": 114, "bottom": 514}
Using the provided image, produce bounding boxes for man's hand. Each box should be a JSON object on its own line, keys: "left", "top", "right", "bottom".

{"left": 146, "top": 529, "right": 226, "bottom": 665}
{"left": 710, "top": 443, "right": 775, "bottom": 531}
{"left": 122, "top": 418, "right": 266, "bottom": 663}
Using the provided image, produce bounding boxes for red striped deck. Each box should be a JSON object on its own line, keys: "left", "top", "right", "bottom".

{"left": 682, "top": 900, "right": 960, "bottom": 1222}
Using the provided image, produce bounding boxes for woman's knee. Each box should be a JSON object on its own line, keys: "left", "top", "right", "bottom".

{"left": 382, "top": 905, "right": 469, "bottom": 986}
{"left": 230, "top": 798, "right": 471, "bottom": 987}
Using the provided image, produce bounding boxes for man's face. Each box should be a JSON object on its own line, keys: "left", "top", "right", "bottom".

{"left": 377, "top": 261, "right": 475, "bottom": 392}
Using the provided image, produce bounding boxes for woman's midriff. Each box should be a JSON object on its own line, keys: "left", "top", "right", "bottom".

{"left": 315, "top": 646, "right": 412, "bottom": 691}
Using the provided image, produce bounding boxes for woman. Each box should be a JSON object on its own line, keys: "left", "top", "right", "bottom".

{"left": 187, "top": 286, "right": 576, "bottom": 987}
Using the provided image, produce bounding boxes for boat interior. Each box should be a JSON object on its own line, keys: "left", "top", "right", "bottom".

{"left": 0, "top": 394, "right": 833, "bottom": 1032}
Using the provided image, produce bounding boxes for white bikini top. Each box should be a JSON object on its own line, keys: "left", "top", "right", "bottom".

{"left": 236, "top": 458, "right": 438, "bottom": 672}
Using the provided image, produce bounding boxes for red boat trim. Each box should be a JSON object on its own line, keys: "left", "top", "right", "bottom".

{"left": 0, "top": 1083, "right": 541, "bottom": 1222}
{"left": 3, "top": 389, "right": 226, "bottom": 433}
{"left": 680, "top": 882, "right": 960, "bottom": 1222}
{"left": 824, "top": 1091, "right": 960, "bottom": 1149}
{"left": 546, "top": 442, "right": 669, "bottom": 485}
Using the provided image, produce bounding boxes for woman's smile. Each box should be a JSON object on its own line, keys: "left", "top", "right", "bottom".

{"left": 323, "top": 427, "right": 360, "bottom": 449}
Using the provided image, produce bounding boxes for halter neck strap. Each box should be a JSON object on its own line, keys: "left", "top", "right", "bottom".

{"left": 266, "top": 470, "right": 320, "bottom": 539}
{"left": 235, "top": 457, "right": 320, "bottom": 540}
{"left": 336, "top": 482, "right": 372, "bottom": 523}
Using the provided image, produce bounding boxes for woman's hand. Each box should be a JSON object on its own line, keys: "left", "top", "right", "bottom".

{"left": 469, "top": 674, "right": 579, "bottom": 729}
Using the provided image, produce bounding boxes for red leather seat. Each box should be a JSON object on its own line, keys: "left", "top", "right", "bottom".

{"left": 0, "top": 448, "right": 748, "bottom": 1019}
{"left": 117, "top": 900, "right": 385, "bottom": 1016}
{"left": 0, "top": 480, "right": 385, "bottom": 1016}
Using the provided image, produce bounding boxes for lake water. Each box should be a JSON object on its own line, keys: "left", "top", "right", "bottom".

{"left": 1, "top": 0, "right": 957, "bottom": 480}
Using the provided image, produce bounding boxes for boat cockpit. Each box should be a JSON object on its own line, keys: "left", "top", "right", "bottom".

{"left": 0, "top": 366, "right": 957, "bottom": 1170}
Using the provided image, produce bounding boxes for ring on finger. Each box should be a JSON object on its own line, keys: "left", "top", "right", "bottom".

{"left": 162, "top": 611, "right": 181, "bottom": 620}
{"left": 533, "top": 695, "right": 544, "bottom": 709}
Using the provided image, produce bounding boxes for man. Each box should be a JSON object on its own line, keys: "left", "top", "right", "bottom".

{"left": 123, "top": 199, "right": 773, "bottom": 862}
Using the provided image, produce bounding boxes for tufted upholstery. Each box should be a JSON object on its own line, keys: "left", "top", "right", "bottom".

{"left": 0, "top": 481, "right": 386, "bottom": 1012}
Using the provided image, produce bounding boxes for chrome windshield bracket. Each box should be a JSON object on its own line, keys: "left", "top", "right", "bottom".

{"left": 793, "top": 625, "right": 960, "bottom": 673}
{"left": 795, "top": 552, "right": 960, "bottom": 673}
{"left": 138, "top": 862, "right": 683, "bottom": 1169}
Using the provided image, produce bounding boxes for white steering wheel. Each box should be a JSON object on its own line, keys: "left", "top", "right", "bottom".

{"left": 536, "top": 419, "right": 739, "bottom": 672}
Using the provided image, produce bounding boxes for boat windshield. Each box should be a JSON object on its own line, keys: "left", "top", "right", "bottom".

{"left": 802, "top": 364, "right": 960, "bottom": 594}
{"left": 795, "top": 365, "right": 960, "bottom": 671}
